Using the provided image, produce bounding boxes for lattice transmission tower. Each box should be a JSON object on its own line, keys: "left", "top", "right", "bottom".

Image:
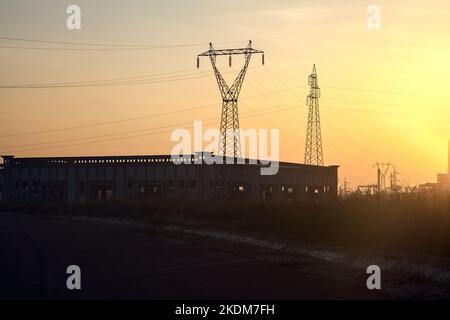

{"left": 304, "top": 64, "right": 324, "bottom": 166}
{"left": 197, "top": 41, "right": 264, "bottom": 157}
{"left": 373, "top": 162, "right": 391, "bottom": 192}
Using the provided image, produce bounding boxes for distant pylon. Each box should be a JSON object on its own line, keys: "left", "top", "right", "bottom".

{"left": 373, "top": 162, "right": 391, "bottom": 192}
{"left": 197, "top": 41, "right": 264, "bottom": 157}
{"left": 304, "top": 64, "right": 324, "bottom": 166}
{"left": 389, "top": 165, "right": 400, "bottom": 191}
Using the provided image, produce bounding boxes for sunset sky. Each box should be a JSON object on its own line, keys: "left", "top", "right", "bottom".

{"left": 0, "top": 0, "right": 449, "bottom": 188}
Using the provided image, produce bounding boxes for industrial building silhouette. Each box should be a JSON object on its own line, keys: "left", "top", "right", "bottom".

{"left": 0, "top": 153, "right": 338, "bottom": 204}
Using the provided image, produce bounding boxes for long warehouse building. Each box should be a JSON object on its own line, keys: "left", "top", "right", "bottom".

{"left": 0, "top": 153, "right": 338, "bottom": 204}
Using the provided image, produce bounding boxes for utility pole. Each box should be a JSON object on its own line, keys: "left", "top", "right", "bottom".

{"left": 304, "top": 64, "right": 324, "bottom": 166}
{"left": 197, "top": 41, "right": 264, "bottom": 158}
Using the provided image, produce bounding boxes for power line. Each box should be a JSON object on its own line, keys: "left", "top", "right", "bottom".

{"left": 0, "top": 103, "right": 298, "bottom": 150}
{"left": 0, "top": 103, "right": 216, "bottom": 138}
{"left": 0, "top": 46, "right": 202, "bottom": 51}
{"left": 321, "top": 97, "right": 422, "bottom": 109}
{"left": 0, "top": 68, "right": 197, "bottom": 87}
{"left": 0, "top": 73, "right": 207, "bottom": 89}
{"left": 0, "top": 36, "right": 246, "bottom": 49}
{"left": 321, "top": 85, "right": 422, "bottom": 95}
{"left": 320, "top": 105, "right": 414, "bottom": 116}
{"left": 0, "top": 66, "right": 262, "bottom": 89}
{"left": 0, "top": 85, "right": 304, "bottom": 138}
{"left": 0, "top": 103, "right": 300, "bottom": 154}
{"left": 0, "top": 102, "right": 295, "bottom": 149}
{"left": 266, "top": 56, "right": 422, "bottom": 96}
{"left": 255, "top": 60, "right": 418, "bottom": 120}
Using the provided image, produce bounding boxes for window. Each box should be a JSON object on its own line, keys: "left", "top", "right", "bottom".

{"left": 79, "top": 181, "right": 85, "bottom": 190}
{"left": 189, "top": 180, "right": 196, "bottom": 189}
{"left": 178, "top": 180, "right": 185, "bottom": 189}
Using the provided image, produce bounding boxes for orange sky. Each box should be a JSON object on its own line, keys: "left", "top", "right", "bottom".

{"left": 0, "top": 0, "right": 449, "bottom": 188}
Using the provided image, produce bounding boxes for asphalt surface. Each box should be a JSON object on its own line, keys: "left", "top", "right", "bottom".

{"left": 0, "top": 213, "right": 386, "bottom": 299}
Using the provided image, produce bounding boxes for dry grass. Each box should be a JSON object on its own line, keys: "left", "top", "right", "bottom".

{"left": 2, "top": 194, "right": 450, "bottom": 256}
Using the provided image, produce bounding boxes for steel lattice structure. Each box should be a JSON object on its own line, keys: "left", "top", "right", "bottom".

{"left": 197, "top": 41, "right": 264, "bottom": 158}
{"left": 304, "top": 64, "right": 324, "bottom": 166}
{"left": 373, "top": 162, "right": 391, "bottom": 192}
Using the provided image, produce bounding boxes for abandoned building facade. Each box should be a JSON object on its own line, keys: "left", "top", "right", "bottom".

{"left": 0, "top": 153, "right": 338, "bottom": 204}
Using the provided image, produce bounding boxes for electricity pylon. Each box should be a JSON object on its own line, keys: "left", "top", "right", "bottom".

{"left": 389, "top": 165, "right": 400, "bottom": 192}
{"left": 373, "top": 162, "right": 391, "bottom": 192}
{"left": 304, "top": 64, "right": 324, "bottom": 166}
{"left": 197, "top": 41, "right": 264, "bottom": 158}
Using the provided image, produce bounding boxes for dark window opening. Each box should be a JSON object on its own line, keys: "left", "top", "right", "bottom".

{"left": 167, "top": 180, "right": 174, "bottom": 192}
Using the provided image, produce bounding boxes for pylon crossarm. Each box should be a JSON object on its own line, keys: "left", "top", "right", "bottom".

{"left": 198, "top": 48, "right": 263, "bottom": 57}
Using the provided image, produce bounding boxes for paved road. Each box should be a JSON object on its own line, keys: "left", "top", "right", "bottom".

{"left": 0, "top": 214, "right": 385, "bottom": 299}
